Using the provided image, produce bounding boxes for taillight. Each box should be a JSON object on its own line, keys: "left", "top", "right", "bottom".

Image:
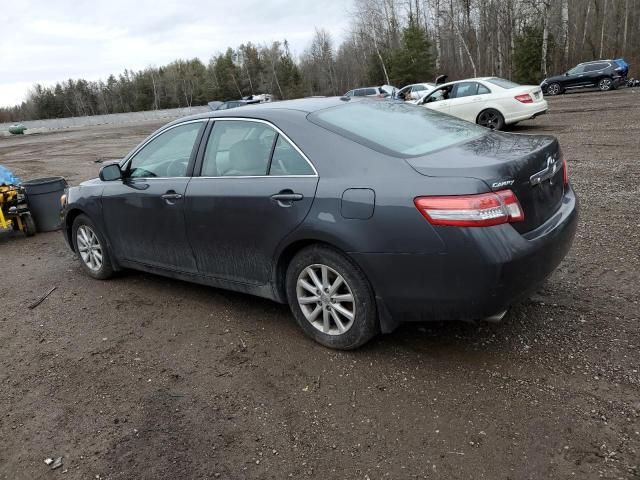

{"left": 514, "top": 94, "right": 533, "bottom": 103}
{"left": 414, "top": 190, "right": 524, "bottom": 227}
{"left": 563, "top": 158, "right": 569, "bottom": 186}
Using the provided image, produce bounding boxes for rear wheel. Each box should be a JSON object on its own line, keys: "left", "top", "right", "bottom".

{"left": 72, "top": 214, "right": 114, "bottom": 280}
{"left": 477, "top": 109, "right": 505, "bottom": 130}
{"left": 598, "top": 77, "right": 613, "bottom": 91}
{"left": 286, "top": 245, "right": 378, "bottom": 349}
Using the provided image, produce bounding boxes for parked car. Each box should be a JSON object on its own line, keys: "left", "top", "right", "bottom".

{"left": 540, "top": 59, "right": 628, "bottom": 95}
{"left": 344, "top": 85, "right": 397, "bottom": 98}
{"left": 209, "top": 99, "right": 261, "bottom": 111}
{"left": 61, "top": 97, "right": 577, "bottom": 349}
{"left": 396, "top": 82, "right": 436, "bottom": 101}
{"left": 416, "top": 77, "right": 547, "bottom": 130}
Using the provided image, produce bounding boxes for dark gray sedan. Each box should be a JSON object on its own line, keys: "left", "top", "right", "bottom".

{"left": 61, "top": 97, "right": 578, "bottom": 349}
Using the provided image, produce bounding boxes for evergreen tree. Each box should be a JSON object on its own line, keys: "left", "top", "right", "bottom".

{"left": 389, "top": 17, "right": 434, "bottom": 87}
{"left": 513, "top": 26, "right": 555, "bottom": 84}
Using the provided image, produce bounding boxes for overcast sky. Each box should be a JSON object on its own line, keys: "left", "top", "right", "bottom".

{"left": 0, "top": 0, "right": 351, "bottom": 107}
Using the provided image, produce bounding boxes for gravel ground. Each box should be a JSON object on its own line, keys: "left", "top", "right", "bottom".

{"left": 0, "top": 91, "right": 639, "bottom": 480}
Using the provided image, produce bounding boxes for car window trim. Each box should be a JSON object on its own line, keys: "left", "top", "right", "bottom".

{"left": 194, "top": 117, "right": 318, "bottom": 178}
{"left": 120, "top": 119, "right": 208, "bottom": 179}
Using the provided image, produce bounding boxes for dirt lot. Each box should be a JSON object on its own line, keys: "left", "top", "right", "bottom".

{"left": 1, "top": 91, "right": 639, "bottom": 480}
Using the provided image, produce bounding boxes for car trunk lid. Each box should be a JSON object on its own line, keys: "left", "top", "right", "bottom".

{"left": 405, "top": 132, "right": 565, "bottom": 233}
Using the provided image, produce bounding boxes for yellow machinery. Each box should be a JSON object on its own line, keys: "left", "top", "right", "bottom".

{"left": 0, "top": 184, "right": 36, "bottom": 236}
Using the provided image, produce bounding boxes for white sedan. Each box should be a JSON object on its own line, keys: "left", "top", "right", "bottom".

{"left": 416, "top": 77, "right": 548, "bottom": 130}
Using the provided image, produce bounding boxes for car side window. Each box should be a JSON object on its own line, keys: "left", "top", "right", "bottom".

{"left": 423, "top": 86, "right": 451, "bottom": 103}
{"left": 127, "top": 122, "right": 203, "bottom": 178}
{"left": 568, "top": 65, "right": 585, "bottom": 75}
{"left": 452, "top": 82, "right": 479, "bottom": 98}
{"left": 269, "top": 136, "right": 314, "bottom": 176}
{"left": 477, "top": 84, "right": 491, "bottom": 94}
{"left": 201, "top": 121, "right": 277, "bottom": 177}
{"left": 366, "top": 88, "right": 378, "bottom": 96}
{"left": 353, "top": 89, "right": 365, "bottom": 97}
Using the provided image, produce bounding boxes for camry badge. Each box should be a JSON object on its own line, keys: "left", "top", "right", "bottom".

{"left": 492, "top": 179, "right": 515, "bottom": 188}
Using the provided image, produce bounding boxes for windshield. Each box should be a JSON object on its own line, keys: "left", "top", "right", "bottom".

{"left": 308, "top": 101, "right": 486, "bottom": 157}
{"left": 485, "top": 78, "right": 520, "bottom": 89}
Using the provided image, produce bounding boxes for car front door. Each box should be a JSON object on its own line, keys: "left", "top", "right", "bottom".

{"left": 421, "top": 86, "right": 452, "bottom": 114}
{"left": 447, "top": 82, "right": 489, "bottom": 122}
{"left": 564, "top": 65, "right": 587, "bottom": 88}
{"left": 184, "top": 119, "right": 319, "bottom": 285}
{"left": 101, "top": 120, "right": 206, "bottom": 272}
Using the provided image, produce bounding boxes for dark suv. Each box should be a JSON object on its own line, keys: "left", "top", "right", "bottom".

{"left": 541, "top": 60, "right": 627, "bottom": 95}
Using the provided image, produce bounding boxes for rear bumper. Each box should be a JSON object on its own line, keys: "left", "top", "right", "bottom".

{"left": 505, "top": 103, "right": 548, "bottom": 124}
{"left": 351, "top": 186, "right": 578, "bottom": 326}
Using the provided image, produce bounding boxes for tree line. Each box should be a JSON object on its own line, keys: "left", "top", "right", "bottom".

{"left": 2, "top": 0, "right": 638, "bottom": 122}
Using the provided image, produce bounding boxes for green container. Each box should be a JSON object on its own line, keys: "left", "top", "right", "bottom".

{"left": 8, "top": 124, "right": 26, "bottom": 135}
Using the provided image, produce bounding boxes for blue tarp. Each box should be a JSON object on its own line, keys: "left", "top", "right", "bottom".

{"left": 614, "top": 58, "right": 630, "bottom": 76}
{"left": 0, "top": 165, "right": 21, "bottom": 185}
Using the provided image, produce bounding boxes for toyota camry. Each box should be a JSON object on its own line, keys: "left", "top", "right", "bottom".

{"left": 61, "top": 97, "right": 578, "bottom": 349}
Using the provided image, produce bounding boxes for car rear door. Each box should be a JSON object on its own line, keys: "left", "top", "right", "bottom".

{"left": 447, "top": 82, "right": 488, "bottom": 122}
{"left": 585, "top": 62, "right": 609, "bottom": 86}
{"left": 101, "top": 120, "right": 206, "bottom": 272}
{"left": 184, "top": 119, "right": 319, "bottom": 285}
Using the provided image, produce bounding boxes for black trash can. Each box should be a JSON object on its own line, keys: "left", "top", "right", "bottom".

{"left": 22, "top": 177, "right": 68, "bottom": 232}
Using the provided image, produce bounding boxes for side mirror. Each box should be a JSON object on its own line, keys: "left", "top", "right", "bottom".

{"left": 565, "top": 72, "right": 570, "bottom": 76}
{"left": 99, "top": 163, "right": 122, "bottom": 181}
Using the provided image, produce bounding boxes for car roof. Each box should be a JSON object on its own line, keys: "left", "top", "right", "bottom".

{"left": 171, "top": 97, "right": 356, "bottom": 125}
{"left": 577, "top": 60, "right": 612, "bottom": 65}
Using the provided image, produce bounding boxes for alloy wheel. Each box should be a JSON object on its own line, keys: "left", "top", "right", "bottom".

{"left": 76, "top": 225, "right": 103, "bottom": 272}
{"left": 599, "top": 78, "right": 612, "bottom": 91}
{"left": 547, "top": 83, "right": 560, "bottom": 95}
{"left": 296, "top": 264, "right": 355, "bottom": 335}
{"left": 478, "top": 111, "right": 500, "bottom": 129}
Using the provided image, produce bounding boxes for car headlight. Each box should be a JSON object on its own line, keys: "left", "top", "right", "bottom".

{"left": 60, "top": 193, "right": 67, "bottom": 207}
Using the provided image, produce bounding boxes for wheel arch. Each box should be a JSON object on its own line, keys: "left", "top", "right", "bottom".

{"left": 64, "top": 207, "right": 121, "bottom": 271}
{"left": 64, "top": 207, "right": 86, "bottom": 252}
{"left": 272, "top": 238, "right": 349, "bottom": 303}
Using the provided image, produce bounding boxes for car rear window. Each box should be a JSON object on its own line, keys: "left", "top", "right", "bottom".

{"left": 308, "top": 101, "right": 486, "bottom": 157}
{"left": 485, "top": 78, "right": 520, "bottom": 89}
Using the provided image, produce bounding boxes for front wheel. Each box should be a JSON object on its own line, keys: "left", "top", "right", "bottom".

{"left": 72, "top": 214, "right": 114, "bottom": 280}
{"left": 286, "top": 245, "right": 378, "bottom": 349}
{"left": 477, "top": 109, "right": 505, "bottom": 130}
{"left": 598, "top": 77, "right": 613, "bottom": 91}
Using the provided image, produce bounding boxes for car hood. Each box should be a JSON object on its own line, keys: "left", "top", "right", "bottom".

{"left": 542, "top": 74, "right": 567, "bottom": 83}
{"left": 79, "top": 178, "right": 102, "bottom": 187}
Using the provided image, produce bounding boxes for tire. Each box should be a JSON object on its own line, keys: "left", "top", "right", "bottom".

{"left": 22, "top": 213, "right": 36, "bottom": 237}
{"left": 71, "top": 214, "right": 114, "bottom": 280}
{"left": 477, "top": 109, "right": 505, "bottom": 130}
{"left": 598, "top": 77, "right": 613, "bottom": 91}
{"left": 285, "top": 245, "right": 378, "bottom": 349}
{"left": 546, "top": 82, "right": 562, "bottom": 96}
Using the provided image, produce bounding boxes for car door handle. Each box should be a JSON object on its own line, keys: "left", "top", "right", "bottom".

{"left": 271, "top": 191, "right": 303, "bottom": 207}
{"left": 162, "top": 193, "right": 183, "bottom": 200}
{"left": 271, "top": 193, "right": 303, "bottom": 201}
{"left": 161, "top": 191, "right": 183, "bottom": 204}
